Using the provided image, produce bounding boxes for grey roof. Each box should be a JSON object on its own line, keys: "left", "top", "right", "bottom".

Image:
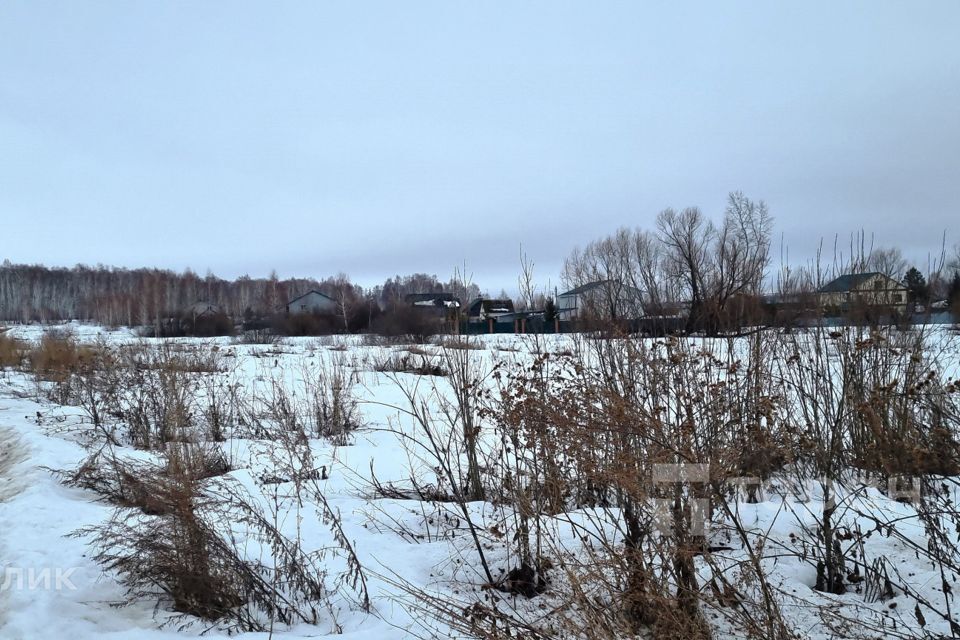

{"left": 559, "top": 281, "right": 608, "bottom": 297}
{"left": 287, "top": 289, "right": 336, "bottom": 305}
{"left": 185, "top": 301, "right": 222, "bottom": 316}
{"left": 404, "top": 292, "right": 459, "bottom": 303}
{"left": 559, "top": 280, "right": 644, "bottom": 298}
{"left": 817, "top": 272, "right": 901, "bottom": 293}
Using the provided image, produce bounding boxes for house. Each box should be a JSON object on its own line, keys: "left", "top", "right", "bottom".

{"left": 466, "top": 297, "right": 515, "bottom": 323}
{"left": 556, "top": 280, "right": 644, "bottom": 322}
{"left": 184, "top": 301, "right": 224, "bottom": 319}
{"left": 285, "top": 290, "right": 337, "bottom": 315}
{"left": 816, "top": 272, "right": 908, "bottom": 313}
{"left": 175, "top": 302, "right": 231, "bottom": 336}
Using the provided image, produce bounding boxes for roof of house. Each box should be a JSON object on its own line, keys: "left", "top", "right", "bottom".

{"left": 287, "top": 290, "right": 336, "bottom": 305}
{"left": 404, "top": 293, "right": 461, "bottom": 309}
{"left": 559, "top": 280, "right": 644, "bottom": 298}
{"left": 559, "top": 281, "right": 608, "bottom": 297}
{"left": 817, "top": 272, "right": 903, "bottom": 293}
{"left": 404, "top": 292, "right": 459, "bottom": 303}
{"left": 185, "top": 301, "right": 223, "bottom": 316}
{"left": 467, "top": 297, "right": 514, "bottom": 314}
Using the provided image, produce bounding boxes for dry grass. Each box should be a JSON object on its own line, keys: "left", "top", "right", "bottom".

{"left": 0, "top": 331, "right": 24, "bottom": 368}
{"left": 74, "top": 453, "right": 251, "bottom": 625}
{"left": 386, "top": 326, "right": 960, "bottom": 639}
{"left": 27, "top": 331, "right": 99, "bottom": 379}
{"left": 61, "top": 443, "right": 230, "bottom": 514}
{"left": 372, "top": 352, "right": 446, "bottom": 377}
{"left": 129, "top": 344, "right": 224, "bottom": 373}
{"left": 66, "top": 437, "right": 361, "bottom": 632}
{"left": 31, "top": 322, "right": 960, "bottom": 638}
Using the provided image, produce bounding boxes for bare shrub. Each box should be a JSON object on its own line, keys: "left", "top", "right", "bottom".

{"left": 235, "top": 328, "right": 279, "bottom": 344}
{"left": 77, "top": 465, "right": 247, "bottom": 624}
{"left": 439, "top": 336, "right": 486, "bottom": 502}
{"left": 64, "top": 339, "right": 125, "bottom": 445}
{"left": 60, "top": 442, "right": 229, "bottom": 513}
{"left": 301, "top": 355, "right": 361, "bottom": 443}
{"left": 392, "top": 333, "right": 799, "bottom": 639}
{"left": 370, "top": 305, "right": 442, "bottom": 343}
{"left": 772, "top": 324, "right": 960, "bottom": 598}
{"left": 511, "top": 337, "right": 788, "bottom": 637}
{"left": 377, "top": 352, "right": 497, "bottom": 587}
{"left": 22, "top": 338, "right": 233, "bottom": 448}
{"left": 108, "top": 343, "right": 205, "bottom": 449}
{"left": 842, "top": 328, "right": 960, "bottom": 476}
{"left": 199, "top": 366, "right": 244, "bottom": 443}
{"left": 248, "top": 356, "right": 362, "bottom": 444}
{"left": 273, "top": 311, "right": 341, "bottom": 336}
{"left": 142, "top": 312, "right": 235, "bottom": 338}
{"left": 28, "top": 330, "right": 86, "bottom": 373}
{"left": 71, "top": 440, "right": 362, "bottom": 633}
{"left": 360, "top": 332, "right": 412, "bottom": 348}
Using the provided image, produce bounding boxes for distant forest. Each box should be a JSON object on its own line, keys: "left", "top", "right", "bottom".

{"left": 0, "top": 261, "right": 481, "bottom": 326}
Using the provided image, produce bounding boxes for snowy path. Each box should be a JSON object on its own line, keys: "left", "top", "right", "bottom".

{"left": 0, "top": 419, "right": 29, "bottom": 630}
{"left": 0, "top": 397, "right": 168, "bottom": 639}
{"left": 0, "top": 423, "right": 27, "bottom": 502}
{"left": 0, "top": 389, "right": 407, "bottom": 639}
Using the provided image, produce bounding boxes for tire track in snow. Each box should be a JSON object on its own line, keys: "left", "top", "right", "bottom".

{"left": 0, "top": 425, "right": 28, "bottom": 502}
{"left": 0, "top": 421, "right": 29, "bottom": 631}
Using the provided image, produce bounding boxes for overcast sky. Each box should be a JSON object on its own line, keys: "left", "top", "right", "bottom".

{"left": 2, "top": 1, "right": 958, "bottom": 292}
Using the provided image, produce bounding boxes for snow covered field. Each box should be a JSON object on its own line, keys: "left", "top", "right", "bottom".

{"left": 1, "top": 323, "right": 959, "bottom": 639}
{"left": 0, "top": 325, "right": 565, "bottom": 639}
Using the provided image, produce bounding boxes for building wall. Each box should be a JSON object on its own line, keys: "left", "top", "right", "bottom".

{"left": 288, "top": 291, "right": 337, "bottom": 314}
{"left": 556, "top": 293, "right": 579, "bottom": 321}
{"left": 818, "top": 274, "right": 908, "bottom": 312}
{"left": 556, "top": 286, "right": 644, "bottom": 321}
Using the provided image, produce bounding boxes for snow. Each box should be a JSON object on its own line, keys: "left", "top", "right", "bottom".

{"left": 0, "top": 325, "right": 958, "bottom": 638}
{"left": 0, "top": 329, "right": 528, "bottom": 639}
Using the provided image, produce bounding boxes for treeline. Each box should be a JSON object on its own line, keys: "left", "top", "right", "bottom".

{"left": 563, "top": 191, "right": 774, "bottom": 333}
{"left": 0, "top": 261, "right": 480, "bottom": 328}
{"left": 563, "top": 191, "right": 960, "bottom": 333}
{"left": 0, "top": 262, "right": 311, "bottom": 325}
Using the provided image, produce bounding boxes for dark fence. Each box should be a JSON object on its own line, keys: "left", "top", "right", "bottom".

{"left": 460, "top": 318, "right": 571, "bottom": 335}
{"left": 458, "top": 315, "right": 687, "bottom": 336}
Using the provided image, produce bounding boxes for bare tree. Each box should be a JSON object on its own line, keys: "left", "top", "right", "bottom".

{"left": 657, "top": 207, "right": 713, "bottom": 331}
{"left": 562, "top": 228, "right": 648, "bottom": 324}
{"left": 560, "top": 192, "right": 772, "bottom": 333}
{"left": 866, "top": 246, "right": 907, "bottom": 281}
{"left": 706, "top": 192, "right": 773, "bottom": 330}
{"left": 628, "top": 229, "right": 672, "bottom": 315}
{"left": 654, "top": 193, "right": 773, "bottom": 333}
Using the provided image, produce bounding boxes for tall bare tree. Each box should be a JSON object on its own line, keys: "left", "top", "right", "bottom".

{"left": 657, "top": 207, "right": 713, "bottom": 331}
{"left": 866, "top": 246, "right": 908, "bottom": 281}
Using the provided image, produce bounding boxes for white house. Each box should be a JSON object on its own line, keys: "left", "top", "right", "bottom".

{"left": 816, "top": 272, "right": 908, "bottom": 313}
